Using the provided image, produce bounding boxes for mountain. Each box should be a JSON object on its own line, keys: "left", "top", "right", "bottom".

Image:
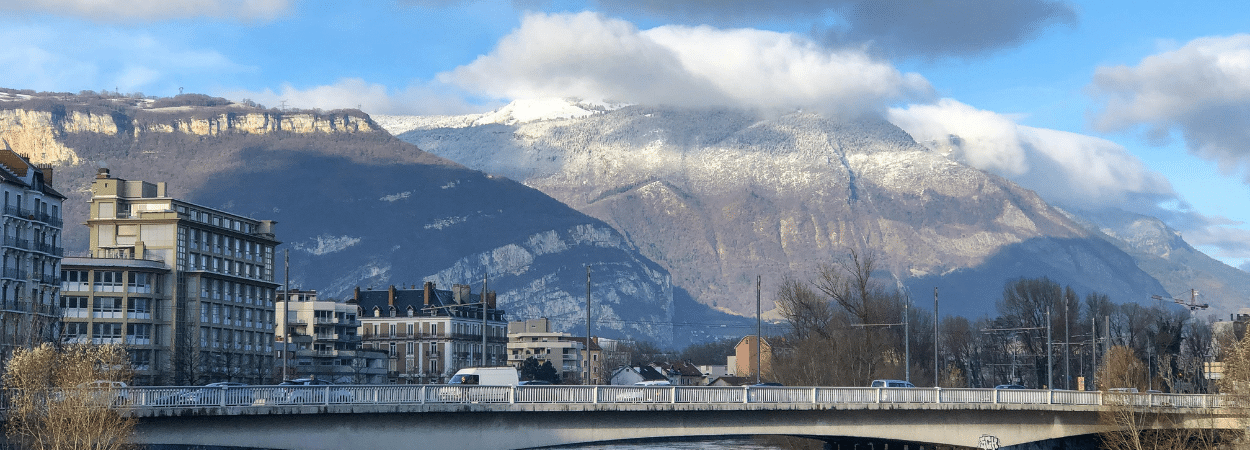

{"left": 376, "top": 100, "right": 1202, "bottom": 320}
{"left": 0, "top": 89, "right": 692, "bottom": 345}
{"left": 1064, "top": 207, "right": 1250, "bottom": 315}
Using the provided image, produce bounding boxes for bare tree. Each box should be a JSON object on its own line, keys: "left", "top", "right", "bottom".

{"left": 4, "top": 343, "right": 135, "bottom": 450}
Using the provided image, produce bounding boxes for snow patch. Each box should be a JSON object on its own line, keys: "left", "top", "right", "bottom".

{"left": 294, "top": 234, "right": 362, "bottom": 255}
{"left": 379, "top": 191, "right": 411, "bottom": 201}
{"left": 425, "top": 216, "right": 467, "bottom": 230}
{"left": 473, "top": 98, "right": 620, "bottom": 126}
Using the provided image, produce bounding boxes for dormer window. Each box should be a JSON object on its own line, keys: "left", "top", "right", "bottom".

{"left": 372, "top": 306, "right": 381, "bottom": 317}
{"left": 406, "top": 305, "right": 415, "bottom": 317}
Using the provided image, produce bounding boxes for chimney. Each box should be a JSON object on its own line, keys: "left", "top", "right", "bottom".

{"left": 486, "top": 291, "right": 496, "bottom": 309}
{"left": 423, "top": 281, "right": 434, "bottom": 306}
{"left": 388, "top": 285, "right": 396, "bottom": 307}
{"left": 156, "top": 182, "right": 167, "bottom": 197}
{"left": 354, "top": 286, "right": 360, "bottom": 303}
{"left": 40, "top": 166, "right": 53, "bottom": 185}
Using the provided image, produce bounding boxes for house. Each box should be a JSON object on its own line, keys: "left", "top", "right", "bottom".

{"left": 733, "top": 335, "right": 774, "bottom": 379}
{"left": 708, "top": 376, "right": 754, "bottom": 386}
{"left": 654, "top": 361, "right": 705, "bottom": 386}
{"left": 507, "top": 318, "right": 603, "bottom": 384}
{"left": 0, "top": 150, "right": 64, "bottom": 362}
{"left": 610, "top": 365, "right": 668, "bottom": 385}
{"left": 275, "top": 289, "right": 386, "bottom": 384}
{"left": 355, "top": 282, "right": 507, "bottom": 384}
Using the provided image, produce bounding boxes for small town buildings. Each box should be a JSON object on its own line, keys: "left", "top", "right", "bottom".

{"left": 61, "top": 169, "right": 280, "bottom": 385}
{"left": 697, "top": 365, "right": 728, "bottom": 384}
{"left": 355, "top": 282, "right": 507, "bottom": 384}
{"left": 275, "top": 289, "right": 385, "bottom": 384}
{"left": 0, "top": 150, "right": 64, "bottom": 359}
{"left": 654, "top": 361, "right": 705, "bottom": 386}
{"left": 506, "top": 318, "right": 603, "bottom": 384}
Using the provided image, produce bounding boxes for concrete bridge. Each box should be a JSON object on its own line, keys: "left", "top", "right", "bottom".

{"left": 112, "top": 385, "right": 1239, "bottom": 449}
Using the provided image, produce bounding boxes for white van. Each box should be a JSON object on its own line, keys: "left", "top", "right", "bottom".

{"left": 448, "top": 367, "right": 520, "bottom": 386}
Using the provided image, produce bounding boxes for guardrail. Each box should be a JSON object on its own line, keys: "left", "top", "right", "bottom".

{"left": 27, "top": 385, "right": 1227, "bottom": 410}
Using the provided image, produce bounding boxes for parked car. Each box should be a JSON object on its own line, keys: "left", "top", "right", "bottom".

{"left": 517, "top": 380, "right": 553, "bottom": 386}
{"left": 175, "top": 382, "right": 254, "bottom": 406}
{"left": 615, "top": 381, "right": 673, "bottom": 402}
{"left": 753, "top": 382, "right": 785, "bottom": 387}
{"left": 994, "top": 384, "right": 1027, "bottom": 390}
{"left": 73, "top": 380, "right": 130, "bottom": 406}
{"left": 1108, "top": 387, "right": 1139, "bottom": 393}
{"left": 278, "top": 378, "right": 354, "bottom": 403}
{"left": 870, "top": 379, "right": 915, "bottom": 388}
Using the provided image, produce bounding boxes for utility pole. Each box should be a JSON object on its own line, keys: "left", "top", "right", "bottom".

{"left": 282, "top": 249, "right": 289, "bottom": 381}
{"left": 586, "top": 265, "right": 591, "bottom": 386}
{"left": 756, "top": 275, "right": 762, "bottom": 385}
{"left": 904, "top": 300, "right": 910, "bottom": 383}
{"left": 1046, "top": 304, "right": 1053, "bottom": 390}
{"left": 481, "top": 272, "right": 488, "bottom": 367}
{"left": 933, "top": 287, "right": 938, "bottom": 387}
{"left": 1064, "top": 297, "right": 1070, "bottom": 390}
{"left": 1091, "top": 315, "right": 1097, "bottom": 390}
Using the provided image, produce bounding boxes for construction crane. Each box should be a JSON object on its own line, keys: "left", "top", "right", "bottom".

{"left": 1151, "top": 289, "right": 1209, "bottom": 311}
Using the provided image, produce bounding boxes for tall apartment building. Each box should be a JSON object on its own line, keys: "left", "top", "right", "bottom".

{"left": 61, "top": 169, "right": 279, "bottom": 385}
{"left": 355, "top": 282, "right": 507, "bottom": 384}
{"left": 275, "top": 289, "right": 385, "bottom": 383}
{"left": 0, "top": 150, "right": 65, "bottom": 358}
{"left": 507, "top": 318, "right": 603, "bottom": 384}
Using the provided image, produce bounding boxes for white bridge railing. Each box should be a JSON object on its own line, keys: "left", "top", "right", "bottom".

{"left": 94, "top": 385, "right": 1226, "bottom": 410}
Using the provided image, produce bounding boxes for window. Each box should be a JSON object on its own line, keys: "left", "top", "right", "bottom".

{"left": 92, "top": 297, "right": 123, "bottom": 318}
{"left": 63, "top": 322, "right": 88, "bottom": 341}
{"left": 92, "top": 271, "right": 123, "bottom": 292}
{"left": 126, "top": 323, "right": 151, "bottom": 345}
{"left": 128, "top": 272, "right": 152, "bottom": 293}
{"left": 61, "top": 270, "right": 89, "bottom": 291}
{"left": 92, "top": 322, "right": 122, "bottom": 344}
{"left": 60, "top": 296, "right": 89, "bottom": 318}
{"left": 127, "top": 298, "right": 151, "bottom": 319}
{"left": 130, "top": 350, "right": 151, "bottom": 371}
{"left": 201, "top": 302, "right": 209, "bottom": 322}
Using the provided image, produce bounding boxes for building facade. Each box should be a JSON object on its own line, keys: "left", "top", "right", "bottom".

{"left": 275, "top": 289, "right": 385, "bottom": 384}
{"left": 355, "top": 282, "right": 507, "bottom": 384}
{"left": 507, "top": 318, "right": 603, "bottom": 384}
{"left": 64, "top": 169, "right": 280, "bottom": 384}
{"left": 0, "top": 150, "right": 65, "bottom": 358}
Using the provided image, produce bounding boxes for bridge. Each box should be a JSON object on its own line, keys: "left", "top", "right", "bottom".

{"left": 106, "top": 385, "right": 1237, "bottom": 449}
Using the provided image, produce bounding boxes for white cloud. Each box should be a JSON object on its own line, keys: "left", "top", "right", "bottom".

{"left": 0, "top": 22, "right": 248, "bottom": 94}
{"left": 223, "top": 78, "right": 491, "bottom": 115}
{"left": 0, "top": 0, "right": 291, "bottom": 22}
{"left": 1090, "top": 34, "right": 1250, "bottom": 183}
{"left": 442, "top": 12, "right": 933, "bottom": 118}
{"left": 888, "top": 99, "right": 1174, "bottom": 210}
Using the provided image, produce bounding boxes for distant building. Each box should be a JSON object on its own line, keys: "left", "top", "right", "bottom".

{"left": 653, "top": 361, "right": 705, "bottom": 386}
{"left": 697, "top": 365, "right": 728, "bottom": 384}
{"left": 507, "top": 318, "right": 603, "bottom": 384}
{"left": 61, "top": 169, "right": 280, "bottom": 385}
{"left": 609, "top": 365, "right": 667, "bottom": 386}
{"left": 734, "top": 335, "right": 773, "bottom": 381}
{"left": 275, "top": 289, "right": 385, "bottom": 384}
{"left": 0, "top": 150, "right": 65, "bottom": 359}
{"left": 355, "top": 282, "right": 507, "bottom": 384}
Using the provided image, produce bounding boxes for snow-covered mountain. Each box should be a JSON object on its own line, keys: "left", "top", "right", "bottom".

{"left": 0, "top": 91, "right": 696, "bottom": 345}
{"left": 378, "top": 99, "right": 1220, "bottom": 319}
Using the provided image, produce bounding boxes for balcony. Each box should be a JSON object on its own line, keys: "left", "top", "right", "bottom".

{"left": 35, "top": 212, "right": 62, "bottom": 228}
{"left": 34, "top": 242, "right": 63, "bottom": 256}
{"left": 3, "top": 236, "right": 28, "bottom": 250}
{"left": 3, "top": 205, "right": 29, "bottom": 220}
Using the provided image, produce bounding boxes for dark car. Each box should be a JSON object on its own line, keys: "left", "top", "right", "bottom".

{"left": 994, "top": 384, "right": 1027, "bottom": 389}
{"left": 517, "top": 380, "right": 553, "bottom": 386}
{"left": 278, "top": 378, "right": 354, "bottom": 403}
{"left": 752, "top": 382, "right": 784, "bottom": 387}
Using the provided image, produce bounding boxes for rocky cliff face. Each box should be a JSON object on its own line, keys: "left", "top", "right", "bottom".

{"left": 0, "top": 92, "right": 689, "bottom": 345}
{"left": 380, "top": 101, "right": 1175, "bottom": 319}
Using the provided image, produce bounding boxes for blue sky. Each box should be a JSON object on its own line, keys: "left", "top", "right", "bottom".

{"left": 2, "top": 0, "right": 1248, "bottom": 272}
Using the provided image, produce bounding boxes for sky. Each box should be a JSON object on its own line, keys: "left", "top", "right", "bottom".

{"left": 1, "top": 0, "right": 1249, "bottom": 273}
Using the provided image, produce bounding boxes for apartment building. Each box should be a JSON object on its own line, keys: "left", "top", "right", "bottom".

{"left": 0, "top": 150, "right": 65, "bottom": 358}
{"left": 354, "top": 282, "right": 507, "bottom": 384}
{"left": 61, "top": 169, "right": 280, "bottom": 385}
{"left": 275, "top": 289, "right": 385, "bottom": 383}
{"left": 507, "top": 318, "right": 603, "bottom": 384}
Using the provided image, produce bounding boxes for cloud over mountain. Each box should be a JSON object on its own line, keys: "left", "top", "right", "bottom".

{"left": 592, "top": 0, "right": 1077, "bottom": 59}
{"left": 1090, "top": 34, "right": 1250, "bottom": 184}
{"left": 441, "top": 12, "right": 933, "bottom": 118}
{"left": 888, "top": 99, "right": 1173, "bottom": 210}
